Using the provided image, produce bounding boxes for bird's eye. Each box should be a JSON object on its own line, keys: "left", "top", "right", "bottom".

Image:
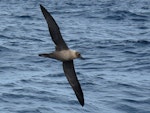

{"left": 77, "top": 53, "right": 80, "bottom": 57}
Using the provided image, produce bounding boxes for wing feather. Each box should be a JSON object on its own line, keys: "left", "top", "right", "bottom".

{"left": 40, "top": 5, "right": 69, "bottom": 51}
{"left": 63, "top": 60, "right": 84, "bottom": 106}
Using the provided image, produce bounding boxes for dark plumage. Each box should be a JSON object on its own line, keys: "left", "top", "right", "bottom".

{"left": 39, "top": 4, "right": 84, "bottom": 106}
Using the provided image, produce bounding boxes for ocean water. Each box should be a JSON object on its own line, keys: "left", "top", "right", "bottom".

{"left": 0, "top": 0, "right": 150, "bottom": 113}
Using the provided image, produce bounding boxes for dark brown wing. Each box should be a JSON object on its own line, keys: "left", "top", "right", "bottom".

{"left": 40, "top": 5, "right": 69, "bottom": 51}
{"left": 63, "top": 60, "right": 84, "bottom": 106}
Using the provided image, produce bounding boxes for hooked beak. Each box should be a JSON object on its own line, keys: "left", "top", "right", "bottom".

{"left": 79, "top": 55, "right": 85, "bottom": 60}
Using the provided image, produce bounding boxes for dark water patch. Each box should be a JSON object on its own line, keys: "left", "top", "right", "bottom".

{"left": 81, "top": 62, "right": 103, "bottom": 67}
{"left": 0, "top": 97, "right": 8, "bottom": 103}
{"left": 0, "top": 46, "right": 11, "bottom": 52}
{"left": 123, "top": 99, "right": 138, "bottom": 104}
{"left": 12, "top": 88, "right": 33, "bottom": 93}
{"left": 68, "top": 99, "right": 80, "bottom": 106}
{"left": 44, "top": 73, "right": 64, "bottom": 78}
{"left": 123, "top": 50, "right": 138, "bottom": 54}
{"left": 93, "top": 39, "right": 137, "bottom": 51}
{"left": 24, "top": 37, "right": 45, "bottom": 42}
{"left": 96, "top": 45, "right": 108, "bottom": 49}
{"left": 0, "top": 66, "right": 18, "bottom": 71}
{"left": 123, "top": 40, "right": 150, "bottom": 48}
{"left": 82, "top": 80, "right": 96, "bottom": 87}
{"left": 122, "top": 98, "right": 150, "bottom": 105}
{"left": 19, "top": 79, "right": 33, "bottom": 84}
{"left": 111, "top": 82, "right": 143, "bottom": 92}
{"left": 1, "top": 27, "right": 15, "bottom": 33}
{"left": 12, "top": 88, "right": 54, "bottom": 97}
{"left": 123, "top": 90, "right": 144, "bottom": 98}
{"left": 104, "top": 15, "right": 125, "bottom": 21}
{"left": 141, "top": 98, "right": 150, "bottom": 104}
{"left": 35, "top": 107, "right": 55, "bottom": 113}
{"left": 36, "top": 90, "right": 54, "bottom": 95}
{"left": 0, "top": 34, "right": 11, "bottom": 39}
{"left": 2, "top": 63, "right": 40, "bottom": 72}
{"left": 2, "top": 92, "right": 55, "bottom": 103}
{"left": 104, "top": 9, "right": 149, "bottom": 22}
{"left": 81, "top": 74, "right": 102, "bottom": 89}
{"left": 17, "top": 109, "right": 41, "bottom": 113}
{"left": 124, "top": 65, "right": 150, "bottom": 72}
{"left": 136, "top": 40, "right": 150, "bottom": 45}
{"left": 19, "top": 77, "right": 59, "bottom": 88}
{"left": 18, "top": 55, "right": 42, "bottom": 63}
{"left": 93, "top": 39, "right": 144, "bottom": 49}
{"left": 104, "top": 10, "right": 136, "bottom": 21}
{"left": 117, "top": 83, "right": 137, "bottom": 89}
{"left": 131, "top": 18, "right": 148, "bottom": 22}
{"left": 2, "top": 93, "right": 25, "bottom": 99}
{"left": 137, "top": 26, "right": 149, "bottom": 30}
{"left": 15, "top": 15, "right": 33, "bottom": 20}
{"left": 116, "top": 104, "right": 141, "bottom": 113}
{"left": 56, "top": 81, "right": 69, "bottom": 86}
{"left": 66, "top": 2, "right": 77, "bottom": 6}
{"left": 80, "top": 66, "right": 101, "bottom": 70}
{"left": 124, "top": 39, "right": 150, "bottom": 45}
{"left": 1, "top": 83, "right": 17, "bottom": 88}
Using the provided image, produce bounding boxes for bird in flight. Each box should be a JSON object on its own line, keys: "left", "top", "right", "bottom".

{"left": 39, "top": 4, "right": 84, "bottom": 106}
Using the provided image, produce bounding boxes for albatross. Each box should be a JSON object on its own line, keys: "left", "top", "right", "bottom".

{"left": 39, "top": 4, "right": 84, "bottom": 106}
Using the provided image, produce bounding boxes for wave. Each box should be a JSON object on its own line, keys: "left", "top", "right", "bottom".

{"left": 103, "top": 9, "right": 149, "bottom": 22}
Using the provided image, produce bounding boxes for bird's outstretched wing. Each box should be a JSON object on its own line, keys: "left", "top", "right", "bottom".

{"left": 63, "top": 60, "right": 84, "bottom": 106}
{"left": 40, "top": 5, "right": 69, "bottom": 51}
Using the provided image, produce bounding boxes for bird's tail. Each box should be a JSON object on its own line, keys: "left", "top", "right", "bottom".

{"left": 39, "top": 53, "right": 50, "bottom": 58}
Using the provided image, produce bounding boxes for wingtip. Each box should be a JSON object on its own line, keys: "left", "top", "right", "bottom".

{"left": 79, "top": 98, "right": 84, "bottom": 107}
{"left": 76, "top": 92, "right": 84, "bottom": 107}
{"left": 40, "top": 4, "right": 42, "bottom": 7}
{"left": 81, "top": 102, "right": 84, "bottom": 107}
{"left": 39, "top": 4, "right": 50, "bottom": 20}
{"left": 40, "top": 4, "right": 44, "bottom": 10}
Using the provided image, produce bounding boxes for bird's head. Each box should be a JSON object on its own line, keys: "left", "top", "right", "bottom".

{"left": 75, "top": 51, "right": 84, "bottom": 60}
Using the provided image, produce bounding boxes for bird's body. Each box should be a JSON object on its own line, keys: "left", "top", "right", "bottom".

{"left": 39, "top": 4, "right": 84, "bottom": 106}
{"left": 40, "top": 49, "right": 79, "bottom": 61}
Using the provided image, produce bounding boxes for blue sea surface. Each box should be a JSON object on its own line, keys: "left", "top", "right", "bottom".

{"left": 0, "top": 0, "right": 150, "bottom": 113}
